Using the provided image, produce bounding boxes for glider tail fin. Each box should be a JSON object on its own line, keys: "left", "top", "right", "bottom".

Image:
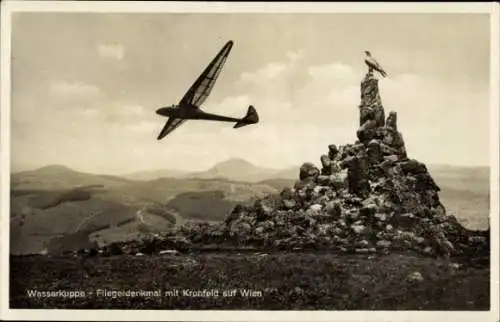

{"left": 234, "top": 105, "right": 259, "bottom": 129}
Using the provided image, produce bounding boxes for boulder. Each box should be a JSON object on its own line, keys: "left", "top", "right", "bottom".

{"left": 317, "top": 175, "right": 331, "bottom": 186}
{"left": 320, "top": 155, "right": 332, "bottom": 175}
{"left": 373, "top": 105, "right": 386, "bottom": 128}
{"left": 374, "top": 213, "right": 388, "bottom": 222}
{"left": 386, "top": 111, "right": 398, "bottom": 131}
{"left": 299, "top": 162, "right": 320, "bottom": 181}
{"left": 367, "top": 139, "right": 383, "bottom": 164}
{"left": 406, "top": 272, "right": 424, "bottom": 283}
{"left": 357, "top": 120, "right": 378, "bottom": 143}
{"left": 376, "top": 240, "right": 392, "bottom": 248}
{"left": 383, "top": 155, "right": 399, "bottom": 163}
{"left": 399, "top": 159, "right": 428, "bottom": 175}
{"left": 328, "top": 144, "right": 339, "bottom": 160}
{"left": 351, "top": 224, "right": 366, "bottom": 235}
{"left": 359, "top": 106, "right": 375, "bottom": 126}
{"left": 360, "top": 73, "right": 383, "bottom": 109}
{"left": 391, "top": 213, "right": 419, "bottom": 229}
{"left": 283, "top": 199, "right": 297, "bottom": 209}
{"left": 360, "top": 203, "right": 377, "bottom": 219}
{"left": 325, "top": 201, "right": 343, "bottom": 218}
{"left": 309, "top": 204, "right": 323, "bottom": 212}
{"left": 330, "top": 172, "right": 347, "bottom": 190}
{"left": 255, "top": 198, "right": 276, "bottom": 219}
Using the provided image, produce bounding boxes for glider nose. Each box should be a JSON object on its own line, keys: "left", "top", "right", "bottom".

{"left": 157, "top": 105, "right": 177, "bottom": 117}
{"left": 156, "top": 107, "right": 168, "bottom": 116}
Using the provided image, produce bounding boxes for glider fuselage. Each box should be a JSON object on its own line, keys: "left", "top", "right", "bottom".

{"left": 156, "top": 105, "right": 242, "bottom": 123}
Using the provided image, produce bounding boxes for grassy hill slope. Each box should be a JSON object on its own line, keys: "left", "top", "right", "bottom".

{"left": 10, "top": 166, "right": 278, "bottom": 254}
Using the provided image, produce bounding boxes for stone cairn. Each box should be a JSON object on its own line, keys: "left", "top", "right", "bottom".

{"left": 216, "top": 72, "right": 489, "bottom": 257}
{"left": 84, "top": 72, "right": 489, "bottom": 258}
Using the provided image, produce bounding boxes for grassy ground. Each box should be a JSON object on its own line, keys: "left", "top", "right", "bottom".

{"left": 10, "top": 252, "right": 489, "bottom": 310}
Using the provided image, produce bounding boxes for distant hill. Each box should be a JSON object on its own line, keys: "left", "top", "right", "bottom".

{"left": 12, "top": 165, "right": 133, "bottom": 191}
{"left": 186, "top": 158, "right": 282, "bottom": 183}
{"left": 425, "top": 165, "right": 490, "bottom": 230}
{"left": 121, "top": 169, "right": 188, "bottom": 181}
{"left": 427, "top": 164, "right": 490, "bottom": 194}
{"left": 122, "top": 158, "right": 299, "bottom": 183}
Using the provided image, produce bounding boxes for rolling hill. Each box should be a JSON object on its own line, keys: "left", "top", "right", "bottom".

{"left": 11, "top": 165, "right": 133, "bottom": 191}
{"left": 10, "top": 160, "right": 490, "bottom": 254}
{"left": 10, "top": 165, "right": 279, "bottom": 254}
{"left": 121, "top": 169, "right": 188, "bottom": 181}
{"left": 123, "top": 158, "right": 298, "bottom": 183}
{"left": 186, "top": 158, "right": 281, "bottom": 182}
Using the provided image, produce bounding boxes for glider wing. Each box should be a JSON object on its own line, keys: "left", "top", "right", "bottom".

{"left": 179, "top": 40, "right": 233, "bottom": 108}
{"left": 157, "top": 117, "right": 187, "bottom": 140}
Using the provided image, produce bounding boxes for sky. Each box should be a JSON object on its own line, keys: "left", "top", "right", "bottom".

{"left": 10, "top": 12, "right": 491, "bottom": 174}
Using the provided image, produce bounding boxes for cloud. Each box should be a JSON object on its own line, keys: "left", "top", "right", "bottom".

{"left": 121, "top": 104, "right": 145, "bottom": 116}
{"left": 209, "top": 95, "right": 252, "bottom": 115}
{"left": 49, "top": 80, "right": 100, "bottom": 97}
{"left": 78, "top": 108, "right": 100, "bottom": 118}
{"left": 100, "top": 103, "right": 151, "bottom": 125}
{"left": 307, "top": 63, "right": 359, "bottom": 85}
{"left": 240, "top": 62, "right": 287, "bottom": 82}
{"left": 299, "top": 63, "right": 361, "bottom": 114}
{"left": 235, "top": 57, "right": 362, "bottom": 128}
{"left": 25, "top": 54, "right": 490, "bottom": 173}
{"left": 97, "top": 43, "right": 125, "bottom": 60}
{"left": 286, "top": 49, "right": 305, "bottom": 63}
{"left": 236, "top": 49, "right": 306, "bottom": 104}
{"left": 212, "top": 55, "right": 488, "bottom": 168}
{"left": 126, "top": 121, "right": 158, "bottom": 134}
{"left": 239, "top": 49, "right": 304, "bottom": 84}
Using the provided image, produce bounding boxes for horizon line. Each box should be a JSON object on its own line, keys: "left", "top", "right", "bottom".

{"left": 10, "top": 159, "right": 492, "bottom": 176}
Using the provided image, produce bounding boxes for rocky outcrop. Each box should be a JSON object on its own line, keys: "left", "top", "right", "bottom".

{"left": 76, "top": 71, "right": 489, "bottom": 258}
{"left": 215, "top": 71, "right": 488, "bottom": 257}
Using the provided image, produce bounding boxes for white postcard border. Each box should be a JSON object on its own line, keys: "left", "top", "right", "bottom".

{"left": 1, "top": 2, "right": 498, "bottom": 321}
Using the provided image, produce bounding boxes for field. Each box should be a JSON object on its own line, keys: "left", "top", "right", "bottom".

{"left": 10, "top": 251, "right": 489, "bottom": 310}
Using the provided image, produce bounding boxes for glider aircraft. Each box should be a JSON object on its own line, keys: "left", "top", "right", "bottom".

{"left": 155, "top": 40, "right": 259, "bottom": 140}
